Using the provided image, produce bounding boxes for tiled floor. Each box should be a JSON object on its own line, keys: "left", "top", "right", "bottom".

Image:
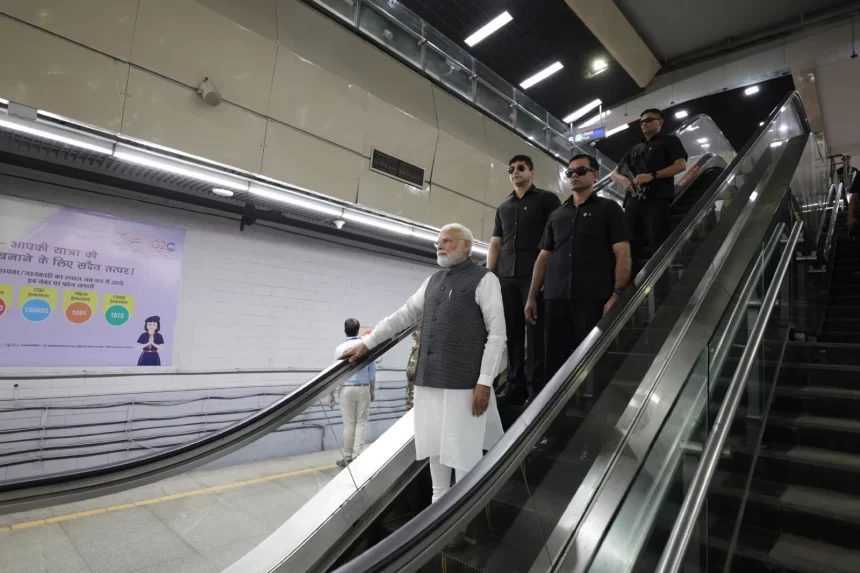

{"left": 0, "top": 449, "right": 346, "bottom": 573}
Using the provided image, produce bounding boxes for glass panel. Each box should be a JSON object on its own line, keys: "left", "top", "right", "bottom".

{"left": 549, "top": 129, "right": 573, "bottom": 161}
{"left": 515, "top": 90, "right": 547, "bottom": 124}
{"left": 474, "top": 61, "right": 513, "bottom": 100}
{"left": 359, "top": 0, "right": 423, "bottom": 66}
{"left": 0, "top": 363, "right": 413, "bottom": 571}
{"left": 676, "top": 115, "right": 736, "bottom": 182}
{"left": 311, "top": 0, "right": 355, "bottom": 23}
{"left": 476, "top": 80, "right": 515, "bottom": 126}
{"left": 516, "top": 107, "right": 547, "bottom": 147}
{"left": 423, "top": 25, "right": 473, "bottom": 71}
{"left": 425, "top": 44, "right": 474, "bottom": 100}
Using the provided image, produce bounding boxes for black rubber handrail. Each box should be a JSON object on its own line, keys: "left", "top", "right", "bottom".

{"left": 332, "top": 90, "right": 810, "bottom": 573}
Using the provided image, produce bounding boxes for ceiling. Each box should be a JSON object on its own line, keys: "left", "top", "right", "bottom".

{"left": 616, "top": 0, "right": 852, "bottom": 64}
{"left": 393, "top": 0, "right": 643, "bottom": 125}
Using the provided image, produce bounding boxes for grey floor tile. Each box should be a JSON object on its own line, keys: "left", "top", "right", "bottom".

{"left": 200, "top": 534, "right": 269, "bottom": 571}
{"left": 273, "top": 469, "right": 336, "bottom": 500}
{"left": 290, "top": 449, "right": 344, "bottom": 469}
{"left": 220, "top": 481, "right": 310, "bottom": 529}
{"left": 0, "top": 507, "right": 54, "bottom": 527}
{"left": 146, "top": 493, "right": 270, "bottom": 553}
{"left": 130, "top": 553, "right": 216, "bottom": 573}
{"left": 61, "top": 507, "right": 194, "bottom": 573}
{"left": 49, "top": 474, "right": 205, "bottom": 517}
{"left": 0, "top": 523, "right": 92, "bottom": 573}
{"left": 188, "top": 459, "right": 301, "bottom": 488}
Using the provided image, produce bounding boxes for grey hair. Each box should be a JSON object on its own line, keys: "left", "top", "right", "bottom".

{"left": 440, "top": 223, "right": 474, "bottom": 255}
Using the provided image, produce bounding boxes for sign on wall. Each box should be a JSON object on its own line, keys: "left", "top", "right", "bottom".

{"left": 0, "top": 197, "right": 185, "bottom": 367}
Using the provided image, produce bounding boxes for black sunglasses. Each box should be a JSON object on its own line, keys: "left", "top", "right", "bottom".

{"left": 508, "top": 164, "right": 529, "bottom": 174}
{"left": 565, "top": 166, "right": 597, "bottom": 178}
{"left": 640, "top": 117, "right": 660, "bottom": 125}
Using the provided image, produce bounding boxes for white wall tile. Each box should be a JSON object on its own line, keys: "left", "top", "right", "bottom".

{"left": 485, "top": 158, "right": 513, "bottom": 207}
{"left": 483, "top": 117, "right": 543, "bottom": 165}
{"left": 430, "top": 132, "right": 490, "bottom": 203}
{"left": 481, "top": 205, "right": 497, "bottom": 243}
{"left": 432, "top": 87, "right": 490, "bottom": 155}
{"left": 427, "top": 184, "right": 484, "bottom": 234}
{"left": 0, "top": 0, "right": 139, "bottom": 60}
{"left": 0, "top": 15, "right": 129, "bottom": 131}
{"left": 357, "top": 163, "right": 431, "bottom": 224}
{"left": 269, "top": 47, "right": 368, "bottom": 155}
{"left": 131, "top": 0, "right": 277, "bottom": 115}
{"left": 123, "top": 68, "right": 267, "bottom": 172}
{"left": 194, "top": 0, "right": 278, "bottom": 43}
{"left": 262, "top": 119, "right": 361, "bottom": 203}
{"left": 364, "top": 95, "right": 438, "bottom": 179}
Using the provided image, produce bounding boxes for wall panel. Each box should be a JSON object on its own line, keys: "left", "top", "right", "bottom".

{"left": 123, "top": 68, "right": 267, "bottom": 172}
{"left": 431, "top": 132, "right": 490, "bottom": 203}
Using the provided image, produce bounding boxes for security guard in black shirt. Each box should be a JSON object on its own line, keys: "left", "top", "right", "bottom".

{"left": 488, "top": 154, "right": 561, "bottom": 403}
{"left": 527, "top": 153, "right": 631, "bottom": 382}
{"left": 611, "top": 108, "right": 688, "bottom": 269}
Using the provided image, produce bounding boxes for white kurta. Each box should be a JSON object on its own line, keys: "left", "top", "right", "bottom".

{"left": 364, "top": 272, "right": 506, "bottom": 471}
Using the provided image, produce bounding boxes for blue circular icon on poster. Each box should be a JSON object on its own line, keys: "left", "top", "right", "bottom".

{"left": 21, "top": 299, "right": 52, "bottom": 322}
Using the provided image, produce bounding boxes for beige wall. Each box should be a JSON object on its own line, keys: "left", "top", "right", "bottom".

{"left": 0, "top": 0, "right": 568, "bottom": 241}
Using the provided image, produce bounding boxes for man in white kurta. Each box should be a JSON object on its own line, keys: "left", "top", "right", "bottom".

{"left": 342, "top": 223, "right": 506, "bottom": 503}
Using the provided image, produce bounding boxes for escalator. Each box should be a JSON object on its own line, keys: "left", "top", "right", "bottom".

{"left": 0, "top": 94, "right": 832, "bottom": 573}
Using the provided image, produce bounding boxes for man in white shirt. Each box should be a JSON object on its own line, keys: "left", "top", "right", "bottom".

{"left": 341, "top": 223, "right": 506, "bottom": 504}
{"left": 330, "top": 318, "right": 376, "bottom": 468}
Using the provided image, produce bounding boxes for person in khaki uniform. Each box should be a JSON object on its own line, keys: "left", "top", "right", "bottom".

{"left": 405, "top": 330, "right": 421, "bottom": 409}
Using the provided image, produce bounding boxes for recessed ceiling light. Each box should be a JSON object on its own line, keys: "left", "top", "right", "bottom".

{"left": 606, "top": 124, "right": 629, "bottom": 136}
{"left": 779, "top": 124, "right": 788, "bottom": 132}
{"left": 759, "top": 122, "right": 765, "bottom": 126}
{"left": 592, "top": 59, "right": 608, "bottom": 72}
{"left": 212, "top": 188, "right": 234, "bottom": 197}
{"left": 563, "top": 99, "right": 603, "bottom": 123}
{"left": 770, "top": 141, "right": 783, "bottom": 147}
{"left": 697, "top": 138, "right": 708, "bottom": 144}
{"left": 745, "top": 85, "right": 760, "bottom": 95}
{"left": 465, "top": 11, "right": 513, "bottom": 46}
{"left": 578, "top": 110, "right": 611, "bottom": 128}
{"left": 675, "top": 110, "right": 689, "bottom": 119}
{"left": 520, "top": 61, "right": 564, "bottom": 89}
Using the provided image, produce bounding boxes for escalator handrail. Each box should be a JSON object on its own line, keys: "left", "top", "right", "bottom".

{"left": 332, "top": 90, "right": 812, "bottom": 573}
{"left": 655, "top": 221, "right": 804, "bottom": 573}
{"left": 0, "top": 322, "right": 417, "bottom": 512}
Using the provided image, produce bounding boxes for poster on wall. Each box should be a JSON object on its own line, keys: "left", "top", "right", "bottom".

{"left": 0, "top": 196, "right": 185, "bottom": 367}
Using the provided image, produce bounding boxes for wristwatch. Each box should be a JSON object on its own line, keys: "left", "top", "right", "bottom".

{"left": 651, "top": 170, "right": 658, "bottom": 180}
{"left": 613, "top": 288, "right": 624, "bottom": 297}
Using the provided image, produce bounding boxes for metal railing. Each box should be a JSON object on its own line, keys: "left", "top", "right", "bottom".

{"left": 654, "top": 221, "right": 804, "bottom": 573}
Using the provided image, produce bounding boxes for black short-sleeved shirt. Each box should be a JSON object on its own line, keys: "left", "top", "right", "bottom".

{"left": 493, "top": 186, "right": 562, "bottom": 278}
{"left": 539, "top": 192, "right": 631, "bottom": 301}
{"left": 622, "top": 133, "right": 688, "bottom": 200}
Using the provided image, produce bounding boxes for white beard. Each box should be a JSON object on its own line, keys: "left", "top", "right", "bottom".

{"left": 437, "top": 252, "right": 460, "bottom": 267}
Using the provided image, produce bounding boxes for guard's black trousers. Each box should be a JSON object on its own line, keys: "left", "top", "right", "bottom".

{"left": 544, "top": 299, "right": 605, "bottom": 384}
{"left": 625, "top": 197, "right": 672, "bottom": 269}
{"left": 500, "top": 276, "right": 544, "bottom": 398}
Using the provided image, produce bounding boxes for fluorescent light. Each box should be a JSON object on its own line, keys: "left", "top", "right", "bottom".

{"left": 592, "top": 59, "right": 608, "bottom": 72}
{"left": 563, "top": 99, "right": 602, "bottom": 123}
{"left": 343, "top": 211, "right": 413, "bottom": 235}
{"left": 465, "top": 11, "right": 513, "bottom": 46}
{"left": 675, "top": 110, "right": 689, "bottom": 119}
{"left": 578, "top": 110, "right": 611, "bottom": 129}
{"left": 250, "top": 184, "right": 343, "bottom": 216}
{"left": 0, "top": 116, "right": 113, "bottom": 154}
{"left": 697, "top": 138, "right": 708, "bottom": 144}
{"left": 759, "top": 122, "right": 765, "bottom": 126}
{"left": 770, "top": 141, "right": 783, "bottom": 147}
{"left": 701, "top": 143, "right": 710, "bottom": 148}
{"left": 606, "top": 124, "right": 629, "bottom": 136}
{"left": 520, "top": 61, "right": 564, "bottom": 89}
{"left": 750, "top": 191, "right": 758, "bottom": 201}
{"left": 114, "top": 148, "right": 249, "bottom": 191}
{"left": 212, "top": 188, "right": 234, "bottom": 197}
{"left": 745, "top": 85, "right": 760, "bottom": 95}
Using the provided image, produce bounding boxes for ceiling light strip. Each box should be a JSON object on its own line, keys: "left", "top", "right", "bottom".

{"left": 249, "top": 184, "right": 343, "bottom": 217}
{"left": 0, "top": 115, "right": 114, "bottom": 154}
{"left": 563, "top": 99, "right": 602, "bottom": 124}
{"left": 113, "top": 148, "right": 249, "bottom": 192}
{"left": 465, "top": 11, "right": 513, "bottom": 46}
{"left": 578, "top": 110, "right": 611, "bottom": 129}
{"left": 520, "top": 62, "right": 564, "bottom": 89}
{"left": 606, "top": 124, "right": 629, "bottom": 136}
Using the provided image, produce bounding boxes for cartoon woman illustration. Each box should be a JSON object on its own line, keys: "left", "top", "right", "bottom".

{"left": 136, "top": 316, "right": 164, "bottom": 366}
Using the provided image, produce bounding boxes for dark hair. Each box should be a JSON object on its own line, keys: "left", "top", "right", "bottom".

{"left": 569, "top": 153, "right": 599, "bottom": 171}
{"left": 144, "top": 317, "right": 161, "bottom": 333}
{"left": 344, "top": 318, "right": 360, "bottom": 337}
{"left": 640, "top": 108, "right": 663, "bottom": 119}
{"left": 508, "top": 155, "right": 534, "bottom": 170}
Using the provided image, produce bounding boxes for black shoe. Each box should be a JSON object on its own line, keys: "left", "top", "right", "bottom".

{"left": 336, "top": 458, "right": 352, "bottom": 468}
